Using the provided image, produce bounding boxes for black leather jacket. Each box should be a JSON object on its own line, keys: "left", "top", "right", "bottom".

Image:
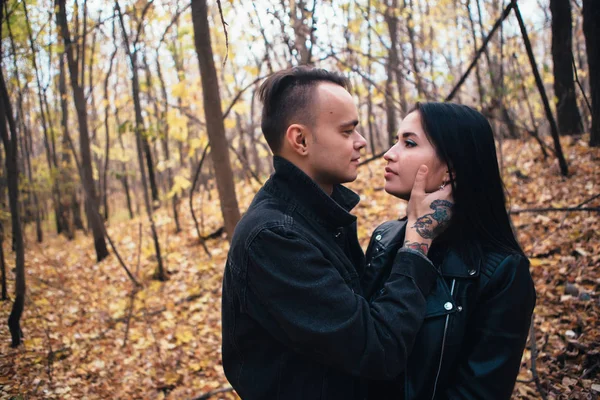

{"left": 222, "top": 158, "right": 439, "bottom": 400}
{"left": 362, "top": 220, "right": 536, "bottom": 400}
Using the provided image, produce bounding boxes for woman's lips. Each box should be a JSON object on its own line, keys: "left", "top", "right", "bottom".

{"left": 384, "top": 167, "right": 397, "bottom": 179}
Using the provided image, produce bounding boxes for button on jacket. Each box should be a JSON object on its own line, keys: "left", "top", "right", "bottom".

{"left": 363, "top": 220, "right": 536, "bottom": 400}
{"left": 222, "top": 157, "right": 440, "bottom": 400}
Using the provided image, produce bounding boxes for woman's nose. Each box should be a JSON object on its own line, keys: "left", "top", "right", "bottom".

{"left": 384, "top": 149, "right": 396, "bottom": 161}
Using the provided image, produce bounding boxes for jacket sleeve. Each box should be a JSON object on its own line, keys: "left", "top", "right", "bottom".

{"left": 443, "top": 254, "right": 536, "bottom": 400}
{"left": 244, "top": 225, "right": 438, "bottom": 380}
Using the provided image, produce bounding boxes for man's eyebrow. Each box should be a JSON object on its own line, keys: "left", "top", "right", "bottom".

{"left": 339, "top": 119, "right": 359, "bottom": 128}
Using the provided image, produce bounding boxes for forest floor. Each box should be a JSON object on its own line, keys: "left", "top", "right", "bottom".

{"left": 1, "top": 136, "right": 599, "bottom": 400}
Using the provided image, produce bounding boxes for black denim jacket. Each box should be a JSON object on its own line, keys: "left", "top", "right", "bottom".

{"left": 363, "top": 220, "right": 536, "bottom": 400}
{"left": 222, "top": 157, "right": 439, "bottom": 400}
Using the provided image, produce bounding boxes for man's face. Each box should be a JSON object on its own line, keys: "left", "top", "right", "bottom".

{"left": 303, "top": 82, "right": 367, "bottom": 191}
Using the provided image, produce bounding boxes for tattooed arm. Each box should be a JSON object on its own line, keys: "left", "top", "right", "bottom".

{"left": 403, "top": 166, "right": 453, "bottom": 256}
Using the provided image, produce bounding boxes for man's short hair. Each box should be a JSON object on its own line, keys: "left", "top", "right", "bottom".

{"left": 257, "top": 66, "right": 352, "bottom": 153}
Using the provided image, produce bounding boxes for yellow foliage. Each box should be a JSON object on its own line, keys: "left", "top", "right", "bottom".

{"left": 175, "top": 328, "right": 194, "bottom": 345}
{"left": 224, "top": 118, "right": 237, "bottom": 129}
{"left": 168, "top": 174, "right": 192, "bottom": 199}
{"left": 110, "top": 146, "right": 132, "bottom": 163}
{"left": 243, "top": 65, "right": 259, "bottom": 76}
{"left": 232, "top": 100, "right": 249, "bottom": 115}
{"left": 167, "top": 110, "right": 189, "bottom": 141}
{"left": 188, "top": 137, "right": 208, "bottom": 158}
{"left": 171, "top": 81, "right": 188, "bottom": 99}
{"left": 348, "top": 19, "right": 363, "bottom": 35}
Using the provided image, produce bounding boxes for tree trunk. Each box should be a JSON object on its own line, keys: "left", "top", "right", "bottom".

{"left": 0, "top": 219, "right": 7, "bottom": 301}
{"left": 154, "top": 53, "right": 181, "bottom": 232}
{"left": 56, "top": 0, "right": 109, "bottom": 262}
{"left": 365, "top": 0, "right": 378, "bottom": 155}
{"left": 143, "top": 133, "right": 160, "bottom": 204}
{"left": 475, "top": 0, "right": 517, "bottom": 139}
{"left": 0, "top": 15, "right": 26, "bottom": 345}
{"left": 0, "top": 149, "right": 5, "bottom": 300}
{"left": 26, "top": 0, "right": 66, "bottom": 237}
{"left": 405, "top": 0, "right": 425, "bottom": 98}
{"left": 514, "top": 1, "right": 569, "bottom": 176}
{"left": 582, "top": 0, "right": 600, "bottom": 146}
{"left": 58, "top": 53, "right": 75, "bottom": 239}
{"left": 102, "top": 40, "right": 117, "bottom": 222}
{"left": 385, "top": 0, "right": 407, "bottom": 118}
{"left": 550, "top": 0, "right": 583, "bottom": 135}
{"left": 384, "top": 0, "right": 401, "bottom": 147}
{"left": 466, "top": 0, "right": 486, "bottom": 106}
{"left": 5, "top": 13, "right": 42, "bottom": 242}
{"left": 111, "top": 51, "right": 135, "bottom": 221}
{"left": 191, "top": 0, "right": 241, "bottom": 240}
{"left": 116, "top": 1, "right": 166, "bottom": 281}
{"left": 289, "top": 0, "right": 316, "bottom": 65}
{"left": 0, "top": 170, "right": 7, "bottom": 300}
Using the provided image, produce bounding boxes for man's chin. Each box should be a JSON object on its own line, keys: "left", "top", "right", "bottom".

{"left": 346, "top": 173, "right": 359, "bottom": 183}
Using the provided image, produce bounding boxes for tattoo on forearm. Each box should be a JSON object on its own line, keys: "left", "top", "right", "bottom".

{"left": 403, "top": 240, "right": 430, "bottom": 256}
{"left": 412, "top": 199, "right": 453, "bottom": 239}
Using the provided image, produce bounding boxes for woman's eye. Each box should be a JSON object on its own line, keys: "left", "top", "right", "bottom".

{"left": 405, "top": 140, "right": 416, "bottom": 147}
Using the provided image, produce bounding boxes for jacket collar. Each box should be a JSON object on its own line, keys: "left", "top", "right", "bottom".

{"left": 439, "top": 250, "right": 481, "bottom": 278}
{"left": 264, "top": 156, "right": 360, "bottom": 228}
{"left": 372, "top": 219, "right": 482, "bottom": 278}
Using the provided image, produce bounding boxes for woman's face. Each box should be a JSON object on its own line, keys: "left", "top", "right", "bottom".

{"left": 383, "top": 111, "right": 448, "bottom": 200}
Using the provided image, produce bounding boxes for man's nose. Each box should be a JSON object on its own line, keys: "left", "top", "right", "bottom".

{"left": 355, "top": 132, "right": 367, "bottom": 148}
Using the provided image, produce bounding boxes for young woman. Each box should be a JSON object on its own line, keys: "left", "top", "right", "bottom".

{"left": 362, "top": 102, "right": 536, "bottom": 399}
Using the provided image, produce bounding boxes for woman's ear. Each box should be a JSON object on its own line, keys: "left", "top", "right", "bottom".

{"left": 284, "top": 124, "right": 308, "bottom": 156}
{"left": 443, "top": 167, "right": 456, "bottom": 184}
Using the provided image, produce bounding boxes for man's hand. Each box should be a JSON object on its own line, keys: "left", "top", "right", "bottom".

{"left": 403, "top": 165, "right": 454, "bottom": 256}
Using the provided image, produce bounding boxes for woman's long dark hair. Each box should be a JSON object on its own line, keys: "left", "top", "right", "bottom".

{"left": 414, "top": 102, "right": 524, "bottom": 261}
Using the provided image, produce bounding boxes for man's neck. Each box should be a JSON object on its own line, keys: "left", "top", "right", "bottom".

{"left": 275, "top": 154, "right": 334, "bottom": 196}
{"left": 317, "top": 182, "right": 333, "bottom": 196}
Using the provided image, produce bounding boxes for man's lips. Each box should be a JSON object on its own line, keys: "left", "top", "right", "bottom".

{"left": 351, "top": 157, "right": 361, "bottom": 163}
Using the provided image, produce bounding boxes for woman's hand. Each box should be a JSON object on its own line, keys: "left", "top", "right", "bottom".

{"left": 403, "top": 165, "right": 454, "bottom": 256}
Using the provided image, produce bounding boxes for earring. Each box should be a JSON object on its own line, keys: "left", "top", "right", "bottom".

{"left": 438, "top": 182, "right": 446, "bottom": 191}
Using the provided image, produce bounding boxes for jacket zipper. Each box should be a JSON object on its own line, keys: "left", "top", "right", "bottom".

{"left": 431, "top": 278, "right": 456, "bottom": 399}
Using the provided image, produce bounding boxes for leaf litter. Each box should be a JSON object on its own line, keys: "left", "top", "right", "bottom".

{"left": 1, "top": 136, "right": 599, "bottom": 399}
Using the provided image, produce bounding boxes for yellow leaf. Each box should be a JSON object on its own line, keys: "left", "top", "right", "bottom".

{"left": 243, "top": 65, "right": 259, "bottom": 76}
{"left": 175, "top": 328, "right": 194, "bottom": 345}
{"left": 529, "top": 258, "right": 544, "bottom": 267}
{"left": 171, "top": 81, "right": 188, "bottom": 98}
{"left": 168, "top": 175, "right": 192, "bottom": 198}
{"left": 164, "top": 371, "right": 181, "bottom": 385}
{"left": 35, "top": 297, "right": 50, "bottom": 307}
{"left": 224, "top": 118, "right": 236, "bottom": 129}
{"left": 188, "top": 137, "right": 208, "bottom": 158}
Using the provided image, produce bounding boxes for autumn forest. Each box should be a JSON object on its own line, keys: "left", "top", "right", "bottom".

{"left": 0, "top": 0, "right": 599, "bottom": 398}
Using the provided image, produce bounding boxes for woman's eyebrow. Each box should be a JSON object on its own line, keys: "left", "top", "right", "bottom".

{"left": 401, "top": 132, "right": 418, "bottom": 139}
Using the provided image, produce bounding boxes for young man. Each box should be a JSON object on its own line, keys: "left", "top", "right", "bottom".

{"left": 222, "top": 67, "right": 452, "bottom": 399}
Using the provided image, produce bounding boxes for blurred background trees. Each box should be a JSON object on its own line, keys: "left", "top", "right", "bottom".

{"left": 0, "top": 0, "right": 597, "bottom": 346}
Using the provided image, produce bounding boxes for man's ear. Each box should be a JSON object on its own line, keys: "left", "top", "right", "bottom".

{"left": 285, "top": 124, "right": 308, "bottom": 156}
